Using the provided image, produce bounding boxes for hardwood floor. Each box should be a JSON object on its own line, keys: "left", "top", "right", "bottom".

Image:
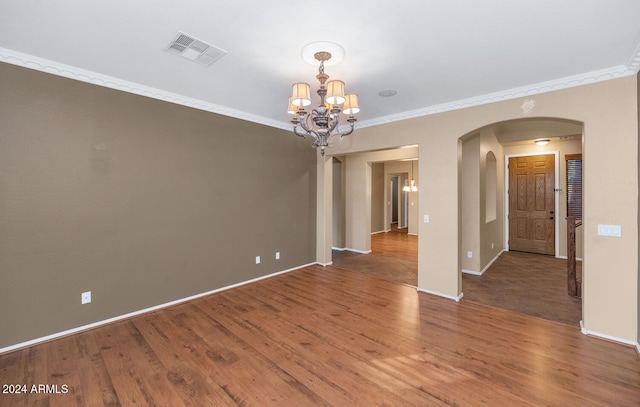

{"left": 331, "top": 228, "right": 418, "bottom": 286}
{"left": 333, "top": 230, "right": 583, "bottom": 327}
{"left": 1, "top": 265, "right": 638, "bottom": 406}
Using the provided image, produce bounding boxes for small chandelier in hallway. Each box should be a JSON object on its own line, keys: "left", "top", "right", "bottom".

{"left": 403, "top": 160, "right": 418, "bottom": 192}
{"left": 287, "top": 46, "right": 360, "bottom": 156}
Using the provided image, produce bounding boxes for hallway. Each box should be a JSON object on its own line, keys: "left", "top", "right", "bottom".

{"left": 331, "top": 229, "right": 582, "bottom": 326}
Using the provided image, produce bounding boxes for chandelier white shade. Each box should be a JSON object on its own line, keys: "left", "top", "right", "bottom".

{"left": 287, "top": 97, "right": 297, "bottom": 114}
{"left": 325, "top": 80, "right": 345, "bottom": 105}
{"left": 291, "top": 83, "right": 312, "bottom": 107}
{"left": 343, "top": 94, "right": 360, "bottom": 115}
{"left": 403, "top": 160, "right": 418, "bottom": 192}
{"left": 402, "top": 179, "right": 418, "bottom": 192}
{"left": 288, "top": 50, "right": 359, "bottom": 156}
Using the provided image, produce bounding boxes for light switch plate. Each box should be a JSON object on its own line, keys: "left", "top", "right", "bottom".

{"left": 597, "top": 224, "right": 621, "bottom": 237}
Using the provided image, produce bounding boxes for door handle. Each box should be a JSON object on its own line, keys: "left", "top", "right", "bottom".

{"left": 550, "top": 210, "right": 554, "bottom": 214}
{"left": 549, "top": 217, "right": 554, "bottom": 220}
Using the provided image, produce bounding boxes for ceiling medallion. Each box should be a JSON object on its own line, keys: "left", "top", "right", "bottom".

{"left": 287, "top": 48, "right": 359, "bottom": 156}
{"left": 300, "top": 41, "right": 345, "bottom": 66}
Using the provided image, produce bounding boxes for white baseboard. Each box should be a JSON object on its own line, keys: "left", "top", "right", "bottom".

{"left": 557, "top": 255, "right": 584, "bottom": 261}
{"left": 461, "top": 250, "right": 505, "bottom": 276}
{"left": 333, "top": 248, "right": 371, "bottom": 254}
{"left": 407, "top": 233, "right": 418, "bottom": 236}
{"left": 0, "top": 262, "right": 316, "bottom": 355}
{"left": 579, "top": 320, "right": 637, "bottom": 346}
{"left": 317, "top": 261, "right": 333, "bottom": 267}
{"left": 417, "top": 287, "right": 464, "bottom": 302}
{"left": 370, "top": 230, "right": 386, "bottom": 235}
{"left": 480, "top": 249, "right": 505, "bottom": 274}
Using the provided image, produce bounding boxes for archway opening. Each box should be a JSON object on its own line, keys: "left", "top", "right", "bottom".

{"left": 459, "top": 117, "right": 584, "bottom": 326}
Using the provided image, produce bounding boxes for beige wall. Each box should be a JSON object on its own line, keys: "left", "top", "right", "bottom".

{"left": 321, "top": 76, "right": 638, "bottom": 342}
{"left": 0, "top": 63, "right": 317, "bottom": 349}
{"left": 460, "top": 128, "right": 505, "bottom": 274}
{"left": 371, "top": 163, "right": 385, "bottom": 233}
{"left": 332, "top": 157, "right": 346, "bottom": 248}
{"left": 461, "top": 135, "right": 481, "bottom": 272}
{"left": 479, "top": 129, "right": 505, "bottom": 268}
{"left": 316, "top": 154, "right": 333, "bottom": 265}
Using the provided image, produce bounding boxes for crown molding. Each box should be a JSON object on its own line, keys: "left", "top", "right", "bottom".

{"left": 2, "top": 46, "right": 639, "bottom": 133}
{"left": 626, "top": 39, "right": 640, "bottom": 73}
{"left": 0, "top": 47, "right": 292, "bottom": 131}
{"left": 357, "top": 64, "right": 639, "bottom": 129}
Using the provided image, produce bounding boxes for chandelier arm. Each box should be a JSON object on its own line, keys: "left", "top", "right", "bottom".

{"left": 327, "top": 111, "right": 340, "bottom": 133}
{"left": 292, "top": 124, "right": 309, "bottom": 138}
{"left": 297, "top": 119, "right": 320, "bottom": 140}
{"left": 338, "top": 120, "right": 356, "bottom": 139}
{"left": 305, "top": 113, "right": 323, "bottom": 142}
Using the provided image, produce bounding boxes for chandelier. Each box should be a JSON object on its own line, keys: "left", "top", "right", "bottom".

{"left": 287, "top": 51, "right": 360, "bottom": 156}
{"left": 403, "top": 160, "right": 418, "bottom": 192}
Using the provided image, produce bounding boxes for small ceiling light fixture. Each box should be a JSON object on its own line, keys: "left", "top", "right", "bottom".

{"left": 288, "top": 49, "right": 359, "bottom": 156}
{"left": 378, "top": 89, "right": 397, "bottom": 97}
{"left": 403, "top": 160, "right": 418, "bottom": 192}
{"left": 535, "top": 139, "right": 550, "bottom": 146}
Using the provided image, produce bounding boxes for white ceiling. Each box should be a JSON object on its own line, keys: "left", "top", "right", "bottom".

{"left": 1, "top": 0, "right": 640, "bottom": 130}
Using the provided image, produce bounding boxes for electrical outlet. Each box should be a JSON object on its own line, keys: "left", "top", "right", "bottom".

{"left": 491, "top": 243, "right": 494, "bottom": 249}
{"left": 467, "top": 251, "right": 473, "bottom": 259}
{"left": 81, "top": 291, "right": 91, "bottom": 304}
{"left": 256, "top": 256, "right": 261, "bottom": 264}
{"left": 275, "top": 251, "right": 280, "bottom": 260}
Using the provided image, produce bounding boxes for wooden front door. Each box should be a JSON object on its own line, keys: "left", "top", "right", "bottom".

{"left": 508, "top": 155, "right": 555, "bottom": 255}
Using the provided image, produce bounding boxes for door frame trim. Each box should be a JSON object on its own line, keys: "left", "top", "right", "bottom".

{"left": 504, "top": 151, "right": 560, "bottom": 257}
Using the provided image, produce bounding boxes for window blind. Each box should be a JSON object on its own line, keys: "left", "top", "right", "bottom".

{"left": 566, "top": 154, "right": 582, "bottom": 221}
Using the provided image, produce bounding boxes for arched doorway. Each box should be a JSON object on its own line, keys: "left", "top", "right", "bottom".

{"left": 459, "top": 117, "right": 583, "bottom": 325}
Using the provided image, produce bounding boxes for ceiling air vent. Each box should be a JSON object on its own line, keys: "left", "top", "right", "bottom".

{"left": 165, "top": 32, "right": 227, "bottom": 66}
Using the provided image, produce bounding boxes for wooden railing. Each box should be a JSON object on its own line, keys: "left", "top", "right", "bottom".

{"left": 566, "top": 216, "right": 582, "bottom": 297}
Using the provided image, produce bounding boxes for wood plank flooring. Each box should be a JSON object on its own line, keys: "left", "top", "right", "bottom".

{"left": 1, "top": 265, "right": 639, "bottom": 406}
{"left": 333, "top": 229, "right": 583, "bottom": 326}
{"left": 331, "top": 228, "right": 418, "bottom": 286}
{"left": 462, "top": 251, "right": 582, "bottom": 325}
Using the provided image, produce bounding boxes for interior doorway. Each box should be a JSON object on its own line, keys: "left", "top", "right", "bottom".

{"left": 388, "top": 172, "right": 409, "bottom": 231}
{"left": 390, "top": 175, "right": 399, "bottom": 227}
{"left": 459, "top": 118, "right": 583, "bottom": 326}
